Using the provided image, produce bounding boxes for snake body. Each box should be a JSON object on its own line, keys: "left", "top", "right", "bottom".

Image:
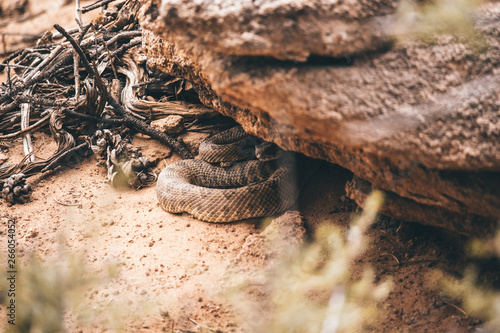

{"left": 156, "top": 127, "right": 302, "bottom": 222}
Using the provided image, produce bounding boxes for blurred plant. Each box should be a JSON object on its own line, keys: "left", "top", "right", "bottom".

{"left": 1, "top": 208, "right": 158, "bottom": 333}
{"left": 1, "top": 240, "right": 120, "bottom": 333}
{"left": 396, "top": 0, "right": 487, "bottom": 50}
{"left": 468, "top": 228, "right": 500, "bottom": 259}
{"left": 225, "top": 191, "right": 392, "bottom": 333}
{"left": 431, "top": 228, "right": 500, "bottom": 332}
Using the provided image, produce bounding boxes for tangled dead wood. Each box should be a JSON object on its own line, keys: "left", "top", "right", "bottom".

{"left": 0, "top": 0, "right": 219, "bottom": 204}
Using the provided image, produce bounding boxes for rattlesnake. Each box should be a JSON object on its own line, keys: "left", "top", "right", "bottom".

{"left": 156, "top": 126, "right": 305, "bottom": 222}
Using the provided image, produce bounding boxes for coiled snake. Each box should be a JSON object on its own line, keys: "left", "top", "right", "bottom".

{"left": 156, "top": 126, "right": 306, "bottom": 222}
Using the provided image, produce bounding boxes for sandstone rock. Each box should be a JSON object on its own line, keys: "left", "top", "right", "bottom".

{"left": 154, "top": 0, "right": 398, "bottom": 61}
{"left": 151, "top": 114, "right": 185, "bottom": 134}
{"left": 140, "top": 0, "right": 500, "bottom": 234}
{"left": 345, "top": 176, "right": 495, "bottom": 236}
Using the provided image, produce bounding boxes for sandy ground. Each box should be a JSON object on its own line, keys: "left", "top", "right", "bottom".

{"left": 0, "top": 131, "right": 482, "bottom": 332}
{"left": 0, "top": 1, "right": 494, "bottom": 332}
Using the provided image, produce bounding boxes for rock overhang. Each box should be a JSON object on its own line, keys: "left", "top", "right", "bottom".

{"left": 139, "top": 0, "right": 500, "bottom": 235}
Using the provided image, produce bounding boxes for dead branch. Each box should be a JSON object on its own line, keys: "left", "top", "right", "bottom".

{"left": 0, "top": 0, "right": 222, "bottom": 203}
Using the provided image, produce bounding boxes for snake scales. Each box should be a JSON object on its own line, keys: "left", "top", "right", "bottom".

{"left": 156, "top": 126, "right": 305, "bottom": 222}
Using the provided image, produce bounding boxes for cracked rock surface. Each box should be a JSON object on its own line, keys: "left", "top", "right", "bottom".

{"left": 155, "top": 0, "right": 398, "bottom": 61}
{"left": 140, "top": 0, "right": 500, "bottom": 235}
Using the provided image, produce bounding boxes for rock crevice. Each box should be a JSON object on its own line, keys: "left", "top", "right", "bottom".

{"left": 140, "top": 0, "right": 500, "bottom": 235}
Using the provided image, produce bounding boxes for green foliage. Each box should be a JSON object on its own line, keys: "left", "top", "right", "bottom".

{"left": 396, "top": 0, "right": 487, "bottom": 50}
{"left": 226, "top": 191, "right": 392, "bottom": 333}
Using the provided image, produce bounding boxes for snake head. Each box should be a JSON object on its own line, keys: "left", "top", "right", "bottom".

{"left": 255, "top": 142, "right": 282, "bottom": 161}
